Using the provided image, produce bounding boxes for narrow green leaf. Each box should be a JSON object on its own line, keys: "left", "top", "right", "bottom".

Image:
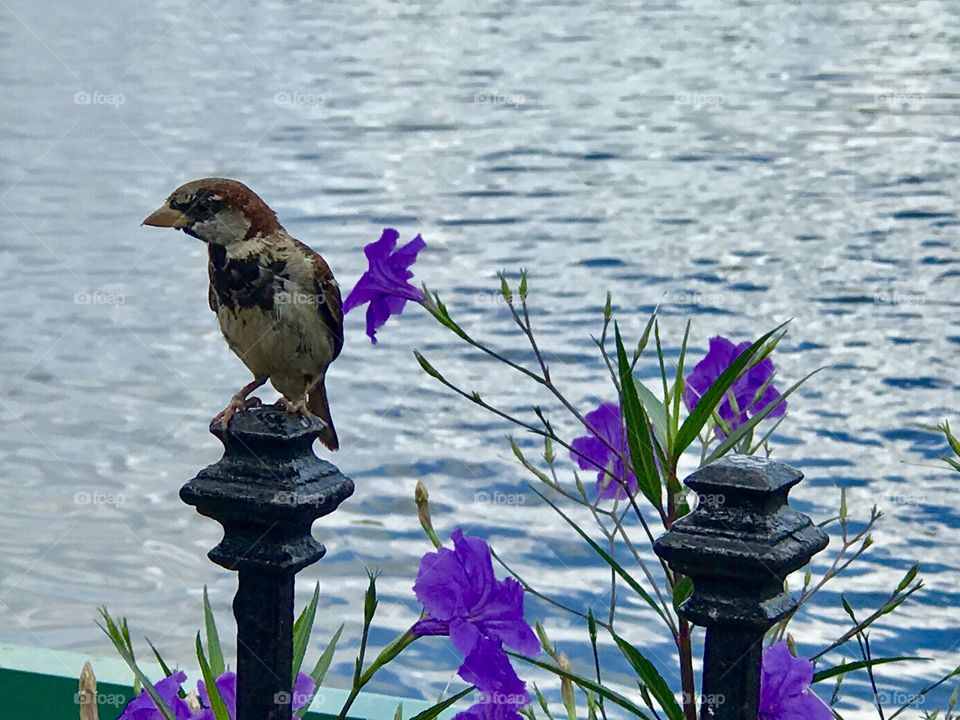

{"left": 896, "top": 564, "right": 920, "bottom": 593}
{"left": 813, "top": 656, "right": 928, "bottom": 683}
{"left": 410, "top": 687, "right": 474, "bottom": 720}
{"left": 196, "top": 633, "right": 231, "bottom": 720}
{"left": 394, "top": 704, "right": 404, "bottom": 720}
{"left": 293, "top": 583, "right": 321, "bottom": 681}
{"left": 511, "top": 653, "right": 655, "bottom": 720}
{"left": 703, "top": 369, "right": 821, "bottom": 464}
{"left": 202, "top": 586, "right": 225, "bottom": 678}
{"left": 533, "top": 488, "right": 668, "bottom": 625}
{"left": 97, "top": 609, "right": 178, "bottom": 720}
{"left": 615, "top": 324, "right": 663, "bottom": 510}
{"left": 293, "top": 624, "right": 344, "bottom": 717}
{"left": 145, "top": 637, "right": 174, "bottom": 678}
{"left": 534, "top": 684, "right": 556, "bottom": 720}
{"left": 414, "top": 350, "right": 445, "bottom": 380}
{"left": 635, "top": 380, "right": 669, "bottom": 449}
{"left": 672, "top": 321, "right": 692, "bottom": 442}
{"left": 672, "top": 577, "right": 694, "bottom": 613}
{"left": 611, "top": 632, "right": 684, "bottom": 720}
{"left": 674, "top": 323, "right": 789, "bottom": 459}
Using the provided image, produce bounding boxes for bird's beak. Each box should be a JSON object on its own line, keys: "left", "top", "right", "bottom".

{"left": 142, "top": 205, "right": 189, "bottom": 228}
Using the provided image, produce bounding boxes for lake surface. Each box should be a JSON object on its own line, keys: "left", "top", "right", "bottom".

{"left": 1, "top": 1, "right": 958, "bottom": 717}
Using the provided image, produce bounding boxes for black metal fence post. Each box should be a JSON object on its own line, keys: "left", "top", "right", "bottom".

{"left": 653, "top": 455, "right": 828, "bottom": 720}
{"left": 181, "top": 406, "right": 354, "bottom": 720}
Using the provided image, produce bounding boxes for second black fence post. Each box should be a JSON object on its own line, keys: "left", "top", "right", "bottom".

{"left": 181, "top": 406, "right": 354, "bottom": 720}
{"left": 654, "top": 455, "right": 828, "bottom": 720}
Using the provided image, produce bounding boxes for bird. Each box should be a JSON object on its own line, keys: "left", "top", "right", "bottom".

{"left": 142, "top": 178, "right": 343, "bottom": 450}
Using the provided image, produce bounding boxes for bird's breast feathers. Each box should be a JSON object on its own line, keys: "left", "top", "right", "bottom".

{"left": 207, "top": 236, "right": 343, "bottom": 378}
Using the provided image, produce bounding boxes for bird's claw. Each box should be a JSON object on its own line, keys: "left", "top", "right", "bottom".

{"left": 213, "top": 395, "right": 263, "bottom": 428}
{"left": 277, "top": 397, "right": 317, "bottom": 424}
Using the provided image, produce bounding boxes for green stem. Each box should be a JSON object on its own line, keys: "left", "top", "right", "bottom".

{"left": 338, "top": 630, "right": 418, "bottom": 720}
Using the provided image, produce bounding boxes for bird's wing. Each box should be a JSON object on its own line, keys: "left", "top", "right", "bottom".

{"left": 291, "top": 238, "right": 344, "bottom": 361}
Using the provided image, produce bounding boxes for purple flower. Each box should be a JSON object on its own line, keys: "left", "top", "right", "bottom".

{"left": 343, "top": 228, "right": 426, "bottom": 344}
{"left": 759, "top": 642, "right": 831, "bottom": 720}
{"left": 118, "top": 671, "right": 193, "bottom": 720}
{"left": 412, "top": 529, "right": 539, "bottom": 697}
{"left": 570, "top": 402, "right": 637, "bottom": 499}
{"left": 684, "top": 336, "right": 786, "bottom": 437}
{"left": 121, "top": 670, "right": 315, "bottom": 720}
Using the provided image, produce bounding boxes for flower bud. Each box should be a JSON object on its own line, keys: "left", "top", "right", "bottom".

{"left": 415, "top": 480, "right": 442, "bottom": 548}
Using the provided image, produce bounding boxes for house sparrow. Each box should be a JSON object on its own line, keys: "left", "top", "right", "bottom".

{"left": 142, "top": 178, "right": 343, "bottom": 450}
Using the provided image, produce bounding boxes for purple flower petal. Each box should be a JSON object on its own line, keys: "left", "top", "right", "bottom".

{"left": 293, "top": 672, "right": 316, "bottom": 711}
{"left": 412, "top": 529, "right": 538, "bottom": 701}
{"left": 197, "top": 672, "right": 237, "bottom": 719}
{"left": 343, "top": 228, "right": 426, "bottom": 343}
{"left": 453, "top": 622, "right": 528, "bottom": 700}
{"left": 759, "top": 642, "right": 831, "bottom": 720}
{"left": 684, "top": 335, "right": 787, "bottom": 437}
{"left": 569, "top": 401, "right": 637, "bottom": 499}
{"left": 119, "top": 671, "right": 193, "bottom": 720}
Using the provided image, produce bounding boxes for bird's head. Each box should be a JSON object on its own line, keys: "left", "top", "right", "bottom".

{"left": 142, "top": 178, "right": 282, "bottom": 246}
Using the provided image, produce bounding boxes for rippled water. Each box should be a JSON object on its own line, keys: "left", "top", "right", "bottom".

{"left": 1, "top": 1, "right": 959, "bottom": 717}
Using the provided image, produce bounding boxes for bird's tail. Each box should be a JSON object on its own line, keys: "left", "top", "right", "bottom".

{"left": 308, "top": 376, "right": 339, "bottom": 451}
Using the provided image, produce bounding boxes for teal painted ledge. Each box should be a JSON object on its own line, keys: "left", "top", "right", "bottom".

{"left": 0, "top": 643, "right": 456, "bottom": 720}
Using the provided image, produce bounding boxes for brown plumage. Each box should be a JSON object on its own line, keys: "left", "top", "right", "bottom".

{"left": 143, "top": 178, "right": 343, "bottom": 450}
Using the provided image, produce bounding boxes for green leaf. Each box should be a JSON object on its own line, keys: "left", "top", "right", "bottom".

{"left": 196, "top": 633, "right": 231, "bottom": 720}
{"left": 294, "top": 624, "right": 343, "bottom": 718}
{"left": 144, "top": 637, "right": 174, "bottom": 678}
{"left": 202, "top": 586, "right": 225, "bottom": 678}
{"left": 511, "top": 652, "right": 655, "bottom": 720}
{"left": 703, "top": 369, "right": 821, "bottom": 464}
{"left": 672, "top": 321, "right": 692, "bottom": 442}
{"left": 532, "top": 488, "right": 668, "bottom": 626}
{"left": 813, "top": 656, "right": 928, "bottom": 683}
{"left": 410, "top": 687, "right": 474, "bottom": 720}
{"left": 611, "top": 632, "right": 684, "bottom": 720}
{"left": 498, "top": 271, "right": 513, "bottom": 304}
{"left": 414, "top": 350, "right": 445, "bottom": 380}
{"left": 97, "top": 609, "right": 178, "bottom": 720}
{"left": 394, "top": 704, "right": 404, "bottom": 720}
{"left": 634, "top": 380, "right": 669, "bottom": 450}
{"left": 615, "top": 324, "right": 663, "bottom": 510}
{"left": 672, "top": 576, "right": 694, "bottom": 613}
{"left": 293, "top": 583, "right": 321, "bottom": 681}
{"left": 896, "top": 564, "right": 920, "bottom": 593}
{"left": 674, "top": 323, "right": 789, "bottom": 459}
